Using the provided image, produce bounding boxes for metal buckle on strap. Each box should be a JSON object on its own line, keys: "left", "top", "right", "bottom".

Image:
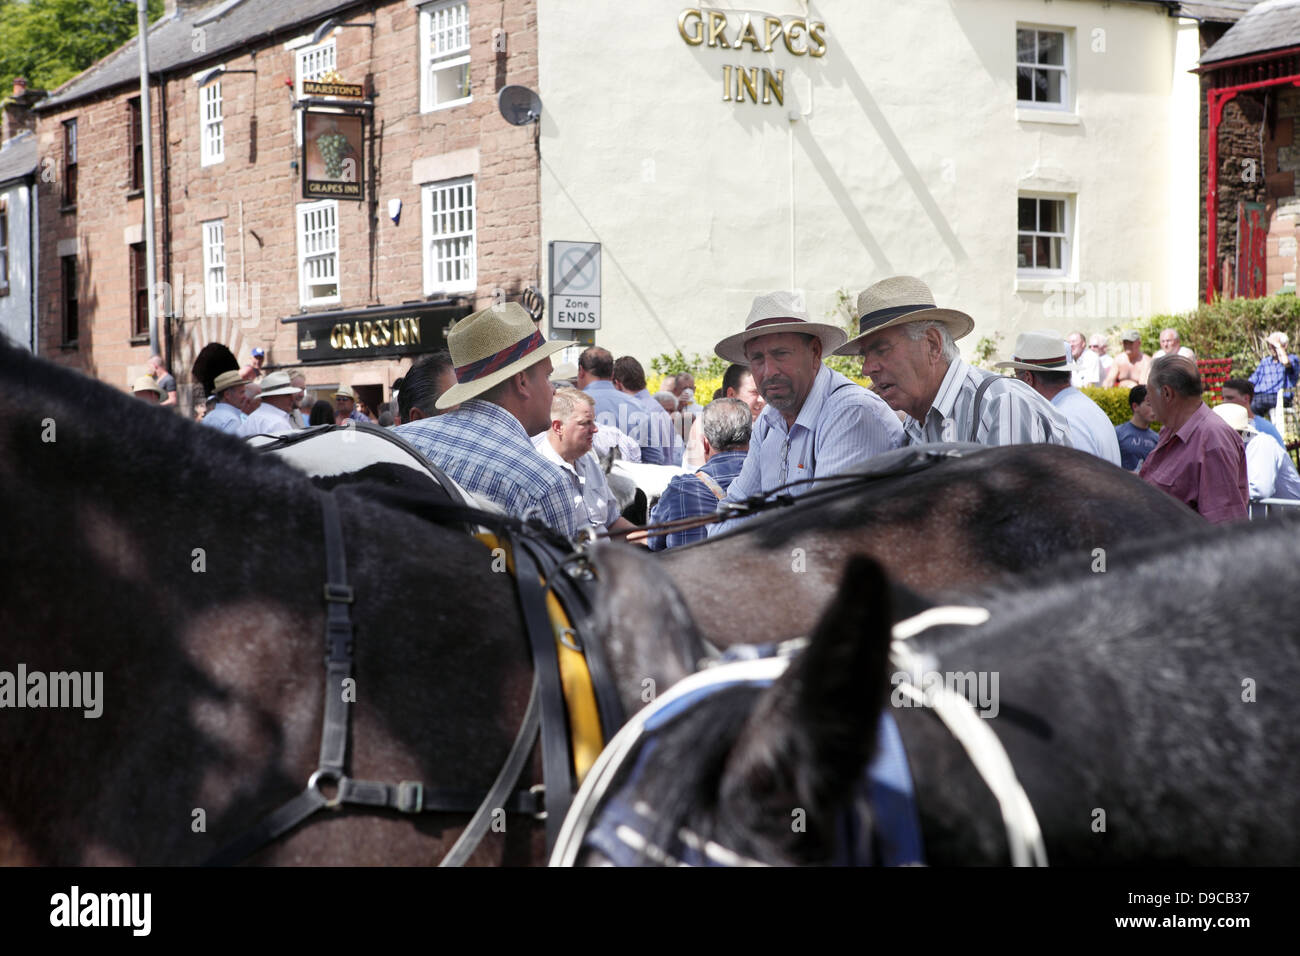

{"left": 529, "top": 784, "right": 547, "bottom": 821}
{"left": 396, "top": 781, "right": 424, "bottom": 814}
{"left": 323, "top": 583, "right": 354, "bottom": 604}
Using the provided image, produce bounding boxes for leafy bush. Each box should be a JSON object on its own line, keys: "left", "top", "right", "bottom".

{"left": 1125, "top": 292, "right": 1300, "bottom": 378}
{"left": 1080, "top": 387, "right": 1135, "bottom": 426}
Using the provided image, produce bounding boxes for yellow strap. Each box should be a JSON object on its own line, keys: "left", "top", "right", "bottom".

{"left": 473, "top": 532, "right": 604, "bottom": 784}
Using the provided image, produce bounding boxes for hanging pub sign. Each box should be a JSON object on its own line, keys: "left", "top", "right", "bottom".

{"left": 302, "top": 110, "right": 365, "bottom": 201}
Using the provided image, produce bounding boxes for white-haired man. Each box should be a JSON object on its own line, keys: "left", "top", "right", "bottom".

{"left": 834, "top": 276, "right": 1070, "bottom": 447}
{"left": 706, "top": 291, "right": 904, "bottom": 535}
{"left": 1153, "top": 328, "right": 1196, "bottom": 362}
{"left": 240, "top": 371, "right": 301, "bottom": 437}
{"left": 1067, "top": 331, "right": 1101, "bottom": 388}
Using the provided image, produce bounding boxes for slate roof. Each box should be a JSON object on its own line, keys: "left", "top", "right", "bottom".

{"left": 1201, "top": 0, "right": 1300, "bottom": 62}
{"left": 0, "top": 130, "right": 37, "bottom": 185}
{"left": 35, "top": 0, "right": 367, "bottom": 112}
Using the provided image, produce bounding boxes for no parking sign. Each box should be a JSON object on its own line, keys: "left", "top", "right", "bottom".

{"left": 549, "top": 241, "right": 601, "bottom": 331}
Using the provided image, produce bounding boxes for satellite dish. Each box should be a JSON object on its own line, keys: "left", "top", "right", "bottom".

{"left": 498, "top": 85, "right": 542, "bottom": 126}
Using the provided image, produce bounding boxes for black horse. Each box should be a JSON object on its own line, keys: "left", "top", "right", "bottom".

{"left": 656, "top": 442, "right": 1207, "bottom": 646}
{"left": 0, "top": 342, "right": 718, "bottom": 865}
{"left": 568, "top": 528, "right": 1300, "bottom": 865}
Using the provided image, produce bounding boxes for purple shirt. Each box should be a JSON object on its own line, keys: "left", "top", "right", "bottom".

{"left": 1139, "top": 402, "right": 1247, "bottom": 524}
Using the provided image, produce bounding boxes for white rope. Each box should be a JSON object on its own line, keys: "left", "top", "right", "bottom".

{"left": 891, "top": 609, "right": 1048, "bottom": 867}
{"left": 549, "top": 656, "right": 790, "bottom": 867}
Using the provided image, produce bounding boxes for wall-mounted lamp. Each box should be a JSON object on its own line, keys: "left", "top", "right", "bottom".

{"left": 197, "top": 65, "right": 258, "bottom": 87}
{"left": 311, "top": 17, "right": 377, "bottom": 45}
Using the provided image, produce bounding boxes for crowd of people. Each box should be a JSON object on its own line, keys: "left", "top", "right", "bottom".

{"left": 132, "top": 275, "right": 1300, "bottom": 538}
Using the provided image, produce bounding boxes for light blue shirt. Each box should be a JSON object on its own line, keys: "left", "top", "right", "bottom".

{"left": 1051, "top": 386, "right": 1122, "bottom": 466}
{"left": 634, "top": 388, "right": 681, "bottom": 465}
{"left": 201, "top": 401, "right": 245, "bottom": 434}
{"left": 584, "top": 380, "right": 662, "bottom": 465}
{"left": 531, "top": 434, "right": 623, "bottom": 532}
{"left": 708, "top": 364, "right": 904, "bottom": 534}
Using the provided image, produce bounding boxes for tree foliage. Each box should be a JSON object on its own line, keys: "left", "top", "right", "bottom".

{"left": 0, "top": 0, "right": 164, "bottom": 94}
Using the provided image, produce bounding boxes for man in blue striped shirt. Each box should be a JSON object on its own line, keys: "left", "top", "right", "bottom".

{"left": 649, "top": 398, "right": 751, "bottom": 549}
{"left": 707, "top": 291, "right": 904, "bottom": 536}
{"left": 393, "top": 303, "right": 578, "bottom": 538}
{"left": 835, "top": 276, "right": 1071, "bottom": 448}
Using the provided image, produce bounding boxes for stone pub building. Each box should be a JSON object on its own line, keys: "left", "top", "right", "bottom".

{"left": 33, "top": 0, "right": 539, "bottom": 412}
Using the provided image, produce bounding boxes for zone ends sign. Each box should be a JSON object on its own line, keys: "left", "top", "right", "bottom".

{"left": 549, "top": 241, "right": 601, "bottom": 331}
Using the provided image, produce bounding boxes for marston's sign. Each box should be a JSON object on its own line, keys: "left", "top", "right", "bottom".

{"left": 302, "top": 80, "right": 365, "bottom": 99}
{"left": 678, "top": 7, "right": 828, "bottom": 106}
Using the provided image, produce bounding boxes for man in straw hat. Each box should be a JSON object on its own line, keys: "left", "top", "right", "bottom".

{"left": 995, "top": 331, "right": 1120, "bottom": 465}
{"left": 1140, "top": 355, "right": 1247, "bottom": 524}
{"left": 132, "top": 375, "right": 165, "bottom": 404}
{"left": 199, "top": 369, "right": 251, "bottom": 434}
{"left": 705, "top": 290, "right": 903, "bottom": 534}
{"left": 834, "top": 275, "right": 1070, "bottom": 448}
{"left": 240, "top": 371, "right": 301, "bottom": 437}
{"left": 394, "top": 302, "right": 580, "bottom": 537}
{"left": 334, "top": 384, "right": 368, "bottom": 425}
{"left": 1213, "top": 401, "right": 1300, "bottom": 502}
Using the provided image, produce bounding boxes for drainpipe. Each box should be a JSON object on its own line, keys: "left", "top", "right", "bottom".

{"left": 1205, "top": 74, "right": 1300, "bottom": 302}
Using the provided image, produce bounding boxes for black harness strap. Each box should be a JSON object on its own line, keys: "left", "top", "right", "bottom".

{"left": 319, "top": 492, "right": 354, "bottom": 774}
{"left": 204, "top": 492, "right": 548, "bottom": 866}
{"left": 511, "top": 532, "right": 575, "bottom": 854}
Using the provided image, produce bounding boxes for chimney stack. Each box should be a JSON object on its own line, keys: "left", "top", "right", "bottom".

{"left": 3, "top": 77, "right": 45, "bottom": 144}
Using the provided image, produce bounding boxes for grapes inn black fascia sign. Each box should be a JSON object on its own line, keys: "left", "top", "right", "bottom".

{"left": 286, "top": 301, "right": 471, "bottom": 364}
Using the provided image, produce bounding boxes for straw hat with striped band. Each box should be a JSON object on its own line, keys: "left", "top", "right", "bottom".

{"left": 714, "top": 291, "right": 848, "bottom": 366}
{"left": 1213, "top": 401, "right": 1258, "bottom": 436}
{"left": 833, "top": 275, "right": 975, "bottom": 356}
{"left": 993, "top": 330, "right": 1077, "bottom": 374}
{"left": 436, "top": 302, "right": 570, "bottom": 409}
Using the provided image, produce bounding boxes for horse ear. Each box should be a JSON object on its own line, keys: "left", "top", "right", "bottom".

{"left": 717, "top": 556, "right": 893, "bottom": 860}
{"left": 586, "top": 543, "right": 710, "bottom": 716}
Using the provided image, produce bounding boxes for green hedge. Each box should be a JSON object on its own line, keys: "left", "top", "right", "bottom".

{"left": 1129, "top": 292, "right": 1300, "bottom": 378}
{"left": 1080, "top": 387, "right": 1136, "bottom": 426}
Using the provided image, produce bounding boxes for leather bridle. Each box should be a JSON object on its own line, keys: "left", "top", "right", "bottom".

{"left": 205, "top": 487, "right": 620, "bottom": 866}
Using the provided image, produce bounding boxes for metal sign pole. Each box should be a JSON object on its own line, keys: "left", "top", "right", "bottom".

{"left": 136, "top": 0, "right": 159, "bottom": 356}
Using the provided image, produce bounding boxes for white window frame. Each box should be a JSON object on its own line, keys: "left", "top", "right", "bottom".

{"left": 420, "top": 0, "right": 472, "bottom": 114}
{"left": 294, "top": 40, "right": 337, "bottom": 145}
{"left": 203, "top": 219, "right": 227, "bottom": 314}
{"left": 422, "top": 176, "right": 476, "bottom": 295}
{"left": 1017, "top": 193, "right": 1073, "bottom": 278}
{"left": 199, "top": 78, "right": 224, "bottom": 166}
{"left": 1016, "top": 26, "right": 1071, "bottom": 112}
{"left": 297, "top": 200, "right": 341, "bottom": 306}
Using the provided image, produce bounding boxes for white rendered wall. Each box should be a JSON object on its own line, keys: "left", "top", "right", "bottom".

{"left": 538, "top": 0, "right": 1201, "bottom": 364}
{"left": 0, "top": 179, "right": 34, "bottom": 352}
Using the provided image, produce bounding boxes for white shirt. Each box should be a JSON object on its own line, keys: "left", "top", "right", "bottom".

{"left": 591, "top": 424, "right": 641, "bottom": 463}
{"left": 709, "top": 364, "right": 903, "bottom": 535}
{"left": 1153, "top": 346, "right": 1196, "bottom": 361}
{"left": 1244, "top": 430, "right": 1300, "bottom": 500}
{"left": 1070, "top": 349, "right": 1101, "bottom": 388}
{"left": 1051, "top": 387, "right": 1122, "bottom": 466}
{"left": 531, "top": 434, "right": 623, "bottom": 532}
{"left": 240, "top": 402, "right": 297, "bottom": 437}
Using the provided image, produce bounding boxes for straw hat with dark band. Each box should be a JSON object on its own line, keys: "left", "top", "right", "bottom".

{"left": 714, "top": 291, "right": 847, "bottom": 366}
{"left": 132, "top": 376, "right": 164, "bottom": 397}
{"left": 213, "top": 370, "right": 246, "bottom": 394}
{"left": 436, "top": 302, "right": 569, "bottom": 409}
{"left": 993, "top": 330, "right": 1077, "bottom": 374}
{"left": 833, "top": 275, "right": 974, "bottom": 356}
